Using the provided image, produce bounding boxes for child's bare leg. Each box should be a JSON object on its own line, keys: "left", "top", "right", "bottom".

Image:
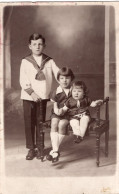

{"left": 79, "top": 115, "right": 90, "bottom": 137}
{"left": 51, "top": 118, "right": 59, "bottom": 132}
{"left": 70, "top": 119, "right": 81, "bottom": 136}
{"left": 58, "top": 119, "right": 69, "bottom": 146}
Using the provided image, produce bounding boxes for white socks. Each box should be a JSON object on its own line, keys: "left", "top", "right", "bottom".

{"left": 50, "top": 132, "right": 65, "bottom": 154}
{"left": 50, "top": 132, "right": 59, "bottom": 152}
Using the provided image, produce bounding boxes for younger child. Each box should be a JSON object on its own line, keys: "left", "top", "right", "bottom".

{"left": 46, "top": 67, "right": 74, "bottom": 162}
{"left": 63, "top": 81, "right": 103, "bottom": 143}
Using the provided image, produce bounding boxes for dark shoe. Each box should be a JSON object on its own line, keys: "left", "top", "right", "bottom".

{"left": 46, "top": 154, "right": 53, "bottom": 161}
{"left": 74, "top": 135, "right": 83, "bottom": 144}
{"left": 46, "top": 150, "right": 60, "bottom": 161}
{"left": 36, "top": 149, "right": 41, "bottom": 159}
{"left": 52, "top": 152, "right": 60, "bottom": 163}
{"left": 46, "top": 150, "right": 53, "bottom": 161}
{"left": 26, "top": 149, "right": 36, "bottom": 160}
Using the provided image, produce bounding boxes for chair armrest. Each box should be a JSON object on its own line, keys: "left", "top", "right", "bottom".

{"left": 103, "top": 97, "right": 109, "bottom": 104}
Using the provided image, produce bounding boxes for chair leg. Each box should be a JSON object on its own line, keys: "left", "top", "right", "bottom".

{"left": 96, "top": 134, "right": 100, "bottom": 167}
{"left": 39, "top": 122, "right": 44, "bottom": 162}
{"left": 105, "top": 130, "right": 109, "bottom": 157}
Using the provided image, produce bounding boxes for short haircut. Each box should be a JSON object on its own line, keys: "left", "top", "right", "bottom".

{"left": 29, "top": 33, "right": 45, "bottom": 44}
{"left": 57, "top": 67, "right": 75, "bottom": 81}
{"left": 72, "top": 81, "right": 88, "bottom": 95}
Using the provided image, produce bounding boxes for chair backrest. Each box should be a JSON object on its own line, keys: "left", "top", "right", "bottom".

{"left": 104, "top": 97, "right": 109, "bottom": 120}
{"left": 86, "top": 97, "right": 109, "bottom": 135}
{"left": 96, "top": 97, "right": 109, "bottom": 126}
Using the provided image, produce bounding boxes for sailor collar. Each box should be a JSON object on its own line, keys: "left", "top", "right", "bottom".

{"left": 56, "top": 86, "right": 72, "bottom": 95}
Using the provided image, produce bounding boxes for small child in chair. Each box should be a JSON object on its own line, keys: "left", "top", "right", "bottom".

{"left": 63, "top": 81, "right": 103, "bottom": 143}
{"left": 46, "top": 67, "right": 75, "bottom": 162}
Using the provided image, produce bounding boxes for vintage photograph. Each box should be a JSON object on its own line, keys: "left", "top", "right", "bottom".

{"left": 1, "top": 2, "right": 118, "bottom": 194}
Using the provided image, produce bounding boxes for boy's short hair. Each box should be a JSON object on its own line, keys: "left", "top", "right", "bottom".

{"left": 57, "top": 67, "right": 75, "bottom": 81}
{"left": 29, "top": 33, "right": 45, "bottom": 44}
{"left": 72, "top": 81, "right": 88, "bottom": 95}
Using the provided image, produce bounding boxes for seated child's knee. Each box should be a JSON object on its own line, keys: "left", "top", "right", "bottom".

{"left": 59, "top": 120, "right": 69, "bottom": 134}
{"left": 59, "top": 120, "right": 68, "bottom": 127}
{"left": 51, "top": 123, "right": 58, "bottom": 132}
{"left": 82, "top": 115, "right": 90, "bottom": 122}
{"left": 59, "top": 128, "right": 66, "bottom": 135}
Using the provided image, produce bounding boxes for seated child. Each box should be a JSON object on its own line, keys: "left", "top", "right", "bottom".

{"left": 46, "top": 67, "right": 74, "bottom": 162}
{"left": 62, "top": 81, "right": 103, "bottom": 143}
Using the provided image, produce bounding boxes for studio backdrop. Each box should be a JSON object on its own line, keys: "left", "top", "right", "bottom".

{"left": 4, "top": 6, "right": 106, "bottom": 99}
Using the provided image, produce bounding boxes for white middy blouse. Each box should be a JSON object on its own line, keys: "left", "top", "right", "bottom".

{"left": 20, "top": 57, "right": 59, "bottom": 101}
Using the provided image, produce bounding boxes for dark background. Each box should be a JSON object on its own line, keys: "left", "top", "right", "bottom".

{"left": 4, "top": 6, "right": 105, "bottom": 100}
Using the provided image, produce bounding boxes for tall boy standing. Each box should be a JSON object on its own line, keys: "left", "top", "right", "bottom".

{"left": 20, "top": 33, "right": 59, "bottom": 160}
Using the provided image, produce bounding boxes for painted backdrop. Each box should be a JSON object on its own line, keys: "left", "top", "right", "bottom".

{"left": 4, "top": 6, "right": 105, "bottom": 99}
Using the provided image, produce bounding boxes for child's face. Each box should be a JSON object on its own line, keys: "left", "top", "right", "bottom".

{"left": 29, "top": 38, "right": 45, "bottom": 56}
{"left": 59, "top": 75, "right": 72, "bottom": 89}
{"left": 72, "top": 86, "right": 84, "bottom": 100}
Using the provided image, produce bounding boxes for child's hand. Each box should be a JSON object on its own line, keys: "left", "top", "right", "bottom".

{"left": 90, "top": 99, "right": 103, "bottom": 107}
{"left": 54, "top": 108, "right": 64, "bottom": 116}
{"left": 54, "top": 108, "right": 59, "bottom": 115}
{"left": 31, "top": 92, "right": 41, "bottom": 102}
{"left": 58, "top": 108, "right": 64, "bottom": 116}
{"left": 95, "top": 99, "right": 103, "bottom": 106}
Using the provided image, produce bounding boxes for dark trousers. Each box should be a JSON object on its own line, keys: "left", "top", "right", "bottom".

{"left": 23, "top": 100, "right": 47, "bottom": 149}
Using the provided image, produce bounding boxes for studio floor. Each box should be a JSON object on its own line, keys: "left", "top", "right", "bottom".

{"left": 4, "top": 100, "right": 116, "bottom": 177}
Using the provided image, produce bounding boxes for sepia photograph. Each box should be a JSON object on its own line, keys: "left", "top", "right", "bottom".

{"left": 0, "top": 2, "right": 118, "bottom": 194}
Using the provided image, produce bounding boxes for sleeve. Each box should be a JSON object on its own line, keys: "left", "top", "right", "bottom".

{"left": 62, "top": 99, "right": 70, "bottom": 112}
{"left": 90, "top": 99, "right": 103, "bottom": 107}
{"left": 50, "top": 90, "right": 57, "bottom": 102}
{"left": 90, "top": 101, "right": 97, "bottom": 107}
{"left": 19, "top": 59, "right": 34, "bottom": 95}
{"left": 50, "top": 59, "right": 59, "bottom": 81}
{"left": 86, "top": 97, "right": 92, "bottom": 106}
{"left": 64, "top": 99, "right": 70, "bottom": 108}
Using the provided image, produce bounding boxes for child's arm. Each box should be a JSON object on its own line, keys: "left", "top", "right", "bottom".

{"left": 50, "top": 90, "right": 63, "bottom": 115}
{"left": 55, "top": 102, "right": 69, "bottom": 116}
{"left": 90, "top": 99, "right": 103, "bottom": 107}
{"left": 53, "top": 102, "right": 68, "bottom": 116}
{"left": 62, "top": 105, "right": 69, "bottom": 113}
{"left": 20, "top": 59, "right": 33, "bottom": 93}
{"left": 58, "top": 100, "right": 70, "bottom": 115}
{"left": 54, "top": 102, "right": 60, "bottom": 115}
{"left": 50, "top": 60, "right": 59, "bottom": 82}
{"left": 53, "top": 102, "right": 65, "bottom": 116}
{"left": 31, "top": 92, "right": 41, "bottom": 102}
{"left": 20, "top": 59, "right": 41, "bottom": 102}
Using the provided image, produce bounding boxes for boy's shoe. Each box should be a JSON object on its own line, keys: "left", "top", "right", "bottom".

{"left": 36, "top": 149, "right": 41, "bottom": 159}
{"left": 74, "top": 135, "right": 83, "bottom": 144}
{"left": 46, "top": 154, "right": 53, "bottom": 161}
{"left": 26, "top": 149, "right": 36, "bottom": 160}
